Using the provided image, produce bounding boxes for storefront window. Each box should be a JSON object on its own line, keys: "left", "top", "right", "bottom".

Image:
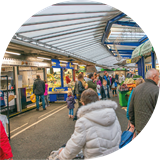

{"left": 63, "top": 69, "right": 73, "bottom": 87}
{"left": 47, "top": 68, "right": 61, "bottom": 88}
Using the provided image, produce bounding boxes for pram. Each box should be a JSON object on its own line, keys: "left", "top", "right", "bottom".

{"left": 47, "top": 144, "right": 84, "bottom": 160}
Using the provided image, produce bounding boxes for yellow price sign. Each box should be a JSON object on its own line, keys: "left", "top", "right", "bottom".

{"left": 126, "top": 59, "right": 131, "bottom": 64}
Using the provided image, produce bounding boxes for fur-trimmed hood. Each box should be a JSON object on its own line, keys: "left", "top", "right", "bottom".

{"left": 77, "top": 100, "right": 118, "bottom": 126}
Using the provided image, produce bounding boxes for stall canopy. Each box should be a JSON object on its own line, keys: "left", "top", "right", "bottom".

{"left": 141, "top": 40, "right": 154, "bottom": 56}
{"left": 11, "top": 0, "right": 146, "bottom": 67}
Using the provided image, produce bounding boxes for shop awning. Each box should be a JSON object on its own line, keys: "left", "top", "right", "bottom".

{"left": 141, "top": 40, "right": 154, "bottom": 56}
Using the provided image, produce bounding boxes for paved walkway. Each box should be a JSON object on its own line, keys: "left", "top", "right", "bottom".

{"left": 10, "top": 94, "right": 128, "bottom": 159}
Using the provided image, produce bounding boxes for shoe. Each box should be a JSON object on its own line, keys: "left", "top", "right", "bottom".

{"left": 36, "top": 109, "right": 39, "bottom": 111}
{"left": 115, "top": 94, "right": 117, "bottom": 97}
{"left": 43, "top": 108, "right": 46, "bottom": 110}
{"left": 113, "top": 95, "right": 115, "bottom": 97}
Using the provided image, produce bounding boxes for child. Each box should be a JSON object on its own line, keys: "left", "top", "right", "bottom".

{"left": 100, "top": 79, "right": 108, "bottom": 100}
{"left": 59, "top": 89, "right": 121, "bottom": 159}
{"left": 66, "top": 91, "right": 76, "bottom": 118}
{"left": 44, "top": 80, "right": 49, "bottom": 107}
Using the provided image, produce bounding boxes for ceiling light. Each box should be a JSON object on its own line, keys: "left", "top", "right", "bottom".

{"left": 37, "top": 57, "right": 51, "bottom": 60}
{"left": 73, "top": 63, "right": 79, "bottom": 65}
{"left": 60, "top": 60, "right": 68, "bottom": 63}
{"left": 5, "top": 51, "right": 21, "bottom": 55}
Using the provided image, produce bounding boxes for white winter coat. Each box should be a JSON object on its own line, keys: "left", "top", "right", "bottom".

{"left": 59, "top": 100, "right": 122, "bottom": 160}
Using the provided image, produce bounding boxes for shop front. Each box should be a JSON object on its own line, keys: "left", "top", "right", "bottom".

{"left": 48, "top": 59, "right": 75, "bottom": 102}
{"left": 0, "top": 57, "right": 50, "bottom": 116}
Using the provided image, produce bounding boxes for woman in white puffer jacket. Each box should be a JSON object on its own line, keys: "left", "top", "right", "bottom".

{"left": 59, "top": 89, "right": 122, "bottom": 160}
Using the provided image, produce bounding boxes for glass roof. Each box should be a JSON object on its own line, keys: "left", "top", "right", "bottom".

{"left": 12, "top": 1, "right": 145, "bottom": 67}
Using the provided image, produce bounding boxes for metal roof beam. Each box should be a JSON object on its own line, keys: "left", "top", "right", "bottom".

{"left": 138, "top": 35, "right": 148, "bottom": 43}
{"left": 105, "top": 42, "right": 140, "bottom": 46}
{"left": 24, "top": 15, "right": 112, "bottom": 26}
{"left": 114, "top": 21, "right": 139, "bottom": 27}
{"left": 53, "top": 35, "right": 101, "bottom": 48}
{"left": 68, "top": 41, "right": 100, "bottom": 52}
{"left": 33, "top": 11, "right": 119, "bottom": 17}
{"left": 31, "top": 25, "right": 105, "bottom": 39}
{"left": 101, "top": 13, "right": 126, "bottom": 44}
{"left": 40, "top": 29, "right": 102, "bottom": 45}
{"left": 58, "top": 37, "right": 101, "bottom": 49}
{"left": 18, "top": 21, "right": 107, "bottom": 34}
{"left": 63, "top": 40, "right": 101, "bottom": 51}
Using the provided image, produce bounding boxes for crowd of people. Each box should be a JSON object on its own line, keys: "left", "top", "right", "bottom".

{"left": 62, "top": 68, "right": 159, "bottom": 159}
{"left": 0, "top": 69, "right": 159, "bottom": 160}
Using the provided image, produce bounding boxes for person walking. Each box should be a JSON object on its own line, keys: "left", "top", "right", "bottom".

{"left": 73, "top": 74, "right": 87, "bottom": 120}
{"left": 97, "top": 74, "right": 103, "bottom": 84}
{"left": 59, "top": 89, "right": 121, "bottom": 160}
{"left": 103, "top": 72, "right": 111, "bottom": 99}
{"left": 87, "top": 73, "right": 97, "bottom": 92}
{"left": 44, "top": 80, "right": 49, "bottom": 107}
{"left": 126, "top": 78, "right": 144, "bottom": 138}
{"left": 129, "top": 68, "right": 159, "bottom": 133}
{"left": 0, "top": 120, "right": 13, "bottom": 160}
{"left": 111, "top": 75, "right": 118, "bottom": 97}
{"left": 66, "top": 91, "right": 76, "bottom": 119}
{"left": 33, "top": 75, "right": 46, "bottom": 111}
{"left": 100, "top": 80, "right": 108, "bottom": 100}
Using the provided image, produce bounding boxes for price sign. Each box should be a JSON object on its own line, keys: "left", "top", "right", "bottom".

{"left": 126, "top": 59, "right": 131, "bottom": 63}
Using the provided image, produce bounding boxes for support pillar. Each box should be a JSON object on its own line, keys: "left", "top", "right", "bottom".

{"left": 151, "top": 52, "right": 155, "bottom": 68}
{"left": 14, "top": 66, "right": 21, "bottom": 112}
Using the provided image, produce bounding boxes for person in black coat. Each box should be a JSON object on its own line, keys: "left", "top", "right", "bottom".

{"left": 100, "top": 80, "right": 108, "bottom": 100}
{"left": 97, "top": 74, "right": 103, "bottom": 84}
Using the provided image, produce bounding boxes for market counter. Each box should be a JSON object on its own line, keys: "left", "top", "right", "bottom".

{"left": 49, "top": 87, "right": 69, "bottom": 102}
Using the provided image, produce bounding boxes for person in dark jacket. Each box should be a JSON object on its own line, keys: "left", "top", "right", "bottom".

{"left": 111, "top": 75, "right": 117, "bottom": 97}
{"left": 73, "top": 74, "right": 87, "bottom": 120}
{"left": 33, "top": 75, "right": 46, "bottom": 111}
{"left": 100, "top": 80, "right": 108, "bottom": 100}
{"left": 129, "top": 68, "right": 159, "bottom": 133}
{"left": 66, "top": 91, "right": 76, "bottom": 119}
{"left": 97, "top": 74, "right": 103, "bottom": 84}
{"left": 103, "top": 72, "right": 110, "bottom": 99}
{"left": 87, "top": 73, "right": 97, "bottom": 92}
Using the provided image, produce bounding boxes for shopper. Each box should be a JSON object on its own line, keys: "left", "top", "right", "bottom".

{"left": 44, "top": 80, "right": 49, "bottom": 107}
{"left": 84, "top": 74, "right": 90, "bottom": 83}
{"left": 0, "top": 120, "right": 13, "bottom": 160}
{"left": 115, "top": 73, "right": 119, "bottom": 84}
{"left": 73, "top": 74, "right": 88, "bottom": 120}
{"left": 59, "top": 89, "right": 121, "bottom": 160}
{"left": 129, "top": 68, "right": 159, "bottom": 133}
{"left": 97, "top": 73, "right": 103, "bottom": 84}
{"left": 33, "top": 75, "right": 46, "bottom": 111}
{"left": 87, "top": 73, "right": 97, "bottom": 92}
{"left": 103, "top": 72, "right": 111, "bottom": 99}
{"left": 111, "top": 75, "right": 118, "bottom": 97}
{"left": 100, "top": 80, "right": 108, "bottom": 100}
{"left": 65, "top": 74, "right": 71, "bottom": 84}
{"left": 66, "top": 91, "right": 76, "bottom": 119}
{"left": 126, "top": 78, "right": 144, "bottom": 140}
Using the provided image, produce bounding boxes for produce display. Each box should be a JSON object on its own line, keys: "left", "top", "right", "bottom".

{"left": 123, "top": 78, "right": 135, "bottom": 84}
{"left": 47, "top": 73, "right": 61, "bottom": 88}
{"left": 119, "top": 84, "right": 129, "bottom": 91}
{"left": 132, "top": 75, "right": 142, "bottom": 78}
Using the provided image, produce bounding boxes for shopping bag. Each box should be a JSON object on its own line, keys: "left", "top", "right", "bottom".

{"left": 30, "top": 94, "right": 36, "bottom": 103}
{"left": 119, "top": 127, "right": 135, "bottom": 149}
{"left": 111, "top": 82, "right": 115, "bottom": 89}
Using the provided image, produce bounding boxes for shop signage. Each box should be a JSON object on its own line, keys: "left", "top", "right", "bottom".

{"left": 2, "top": 58, "right": 50, "bottom": 67}
{"left": 141, "top": 40, "right": 154, "bottom": 56}
{"left": 51, "top": 59, "right": 74, "bottom": 69}
{"left": 126, "top": 59, "right": 131, "bottom": 63}
{"left": 49, "top": 87, "right": 68, "bottom": 92}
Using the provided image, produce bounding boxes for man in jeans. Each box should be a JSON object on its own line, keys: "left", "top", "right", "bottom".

{"left": 33, "top": 75, "right": 46, "bottom": 111}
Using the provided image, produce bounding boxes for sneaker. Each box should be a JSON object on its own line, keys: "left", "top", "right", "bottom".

{"left": 36, "top": 109, "right": 39, "bottom": 111}
{"left": 43, "top": 108, "right": 46, "bottom": 110}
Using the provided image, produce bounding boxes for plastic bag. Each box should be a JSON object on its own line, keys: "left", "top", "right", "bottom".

{"left": 30, "top": 94, "right": 36, "bottom": 103}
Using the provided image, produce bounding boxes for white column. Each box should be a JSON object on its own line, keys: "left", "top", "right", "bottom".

{"left": 14, "top": 66, "right": 21, "bottom": 112}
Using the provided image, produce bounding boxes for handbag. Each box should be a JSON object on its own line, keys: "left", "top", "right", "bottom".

{"left": 111, "top": 82, "right": 115, "bottom": 89}
{"left": 119, "top": 126, "right": 135, "bottom": 149}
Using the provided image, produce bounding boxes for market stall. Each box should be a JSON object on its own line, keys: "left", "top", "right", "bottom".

{"left": 131, "top": 40, "right": 158, "bottom": 79}
{"left": 48, "top": 59, "right": 75, "bottom": 102}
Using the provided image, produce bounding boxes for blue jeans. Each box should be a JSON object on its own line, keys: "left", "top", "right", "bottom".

{"left": 36, "top": 95, "right": 45, "bottom": 109}
{"left": 69, "top": 109, "right": 74, "bottom": 116}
